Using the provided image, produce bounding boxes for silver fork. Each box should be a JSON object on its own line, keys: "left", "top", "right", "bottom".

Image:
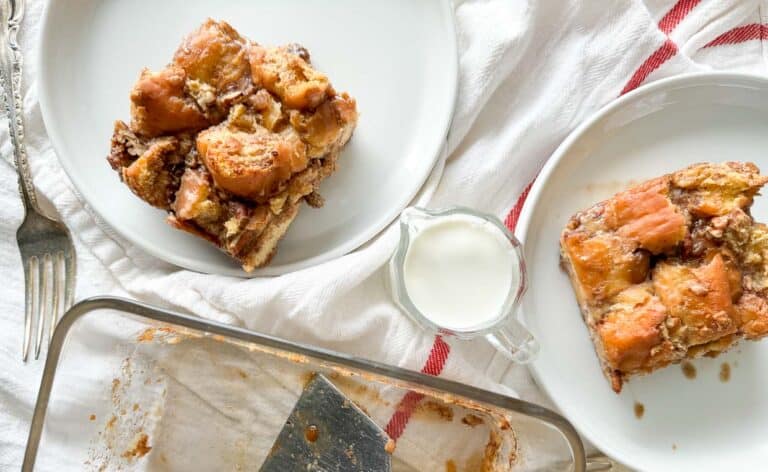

{"left": 0, "top": 0, "right": 76, "bottom": 361}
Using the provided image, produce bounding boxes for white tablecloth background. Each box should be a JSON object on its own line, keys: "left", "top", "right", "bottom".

{"left": 2, "top": 0, "right": 766, "bottom": 469}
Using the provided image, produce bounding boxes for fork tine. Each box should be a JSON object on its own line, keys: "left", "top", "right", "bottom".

{"left": 34, "top": 254, "right": 52, "bottom": 360}
{"left": 49, "top": 252, "right": 64, "bottom": 345}
{"left": 64, "top": 250, "right": 75, "bottom": 310}
{"left": 22, "top": 256, "right": 37, "bottom": 362}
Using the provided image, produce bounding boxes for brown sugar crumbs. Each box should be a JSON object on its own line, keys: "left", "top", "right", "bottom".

{"left": 634, "top": 402, "right": 645, "bottom": 419}
{"left": 719, "top": 362, "right": 731, "bottom": 382}
{"left": 681, "top": 361, "right": 697, "bottom": 379}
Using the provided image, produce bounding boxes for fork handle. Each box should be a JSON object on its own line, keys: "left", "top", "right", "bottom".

{"left": 0, "top": 4, "right": 38, "bottom": 212}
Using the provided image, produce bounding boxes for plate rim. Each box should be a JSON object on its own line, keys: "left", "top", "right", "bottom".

{"left": 36, "top": 0, "right": 459, "bottom": 277}
{"left": 515, "top": 71, "right": 768, "bottom": 471}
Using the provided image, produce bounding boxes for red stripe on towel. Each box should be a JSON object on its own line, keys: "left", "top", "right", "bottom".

{"left": 504, "top": 0, "right": 702, "bottom": 241}
{"left": 384, "top": 336, "right": 450, "bottom": 440}
{"left": 703, "top": 23, "right": 768, "bottom": 48}
{"left": 620, "top": 39, "right": 678, "bottom": 95}
{"left": 658, "top": 0, "right": 701, "bottom": 34}
{"left": 623, "top": 0, "right": 707, "bottom": 94}
{"left": 504, "top": 180, "right": 534, "bottom": 232}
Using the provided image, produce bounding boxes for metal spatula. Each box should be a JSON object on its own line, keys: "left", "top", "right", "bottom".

{"left": 260, "top": 373, "right": 392, "bottom": 472}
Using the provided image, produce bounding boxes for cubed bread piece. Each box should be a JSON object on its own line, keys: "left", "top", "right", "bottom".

{"left": 122, "top": 138, "right": 180, "bottom": 208}
{"left": 196, "top": 122, "right": 309, "bottom": 201}
{"left": 173, "top": 18, "right": 252, "bottom": 117}
{"left": 560, "top": 232, "right": 649, "bottom": 311}
{"left": 596, "top": 284, "right": 678, "bottom": 392}
{"left": 603, "top": 176, "right": 687, "bottom": 254}
{"left": 672, "top": 161, "right": 768, "bottom": 217}
{"left": 249, "top": 44, "right": 331, "bottom": 110}
{"left": 652, "top": 253, "right": 740, "bottom": 346}
{"left": 130, "top": 67, "right": 209, "bottom": 137}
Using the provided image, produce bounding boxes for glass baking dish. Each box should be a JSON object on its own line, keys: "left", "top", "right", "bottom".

{"left": 22, "top": 297, "right": 586, "bottom": 471}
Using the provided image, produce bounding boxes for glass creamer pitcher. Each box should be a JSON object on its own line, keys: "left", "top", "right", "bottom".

{"left": 389, "top": 207, "right": 539, "bottom": 363}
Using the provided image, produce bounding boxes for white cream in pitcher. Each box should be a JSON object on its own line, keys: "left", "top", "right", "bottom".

{"left": 402, "top": 214, "right": 519, "bottom": 331}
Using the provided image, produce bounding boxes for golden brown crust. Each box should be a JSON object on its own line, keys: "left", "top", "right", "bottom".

{"left": 172, "top": 18, "right": 253, "bottom": 121}
{"left": 173, "top": 19, "right": 250, "bottom": 92}
{"left": 737, "top": 293, "right": 768, "bottom": 340}
{"left": 289, "top": 94, "right": 358, "bottom": 158}
{"left": 196, "top": 123, "right": 309, "bottom": 201}
{"left": 653, "top": 254, "right": 739, "bottom": 346}
{"left": 108, "top": 20, "right": 358, "bottom": 271}
{"left": 561, "top": 162, "right": 768, "bottom": 392}
{"left": 561, "top": 232, "right": 649, "bottom": 309}
{"left": 672, "top": 161, "right": 768, "bottom": 217}
{"left": 597, "top": 284, "right": 668, "bottom": 374}
{"left": 130, "top": 67, "right": 210, "bottom": 137}
{"left": 249, "top": 44, "right": 330, "bottom": 110}
{"left": 604, "top": 177, "right": 687, "bottom": 254}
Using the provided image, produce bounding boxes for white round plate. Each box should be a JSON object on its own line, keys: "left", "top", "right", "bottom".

{"left": 38, "top": 0, "right": 457, "bottom": 276}
{"left": 517, "top": 73, "right": 768, "bottom": 472}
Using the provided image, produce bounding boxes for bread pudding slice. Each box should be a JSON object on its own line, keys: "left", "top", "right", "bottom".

{"left": 560, "top": 162, "right": 768, "bottom": 392}
{"left": 107, "top": 19, "right": 358, "bottom": 271}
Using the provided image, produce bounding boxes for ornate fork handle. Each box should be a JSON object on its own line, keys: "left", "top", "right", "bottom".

{"left": 0, "top": 0, "right": 37, "bottom": 212}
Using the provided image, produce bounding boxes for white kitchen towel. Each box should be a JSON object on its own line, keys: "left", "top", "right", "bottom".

{"left": 2, "top": 0, "right": 768, "bottom": 470}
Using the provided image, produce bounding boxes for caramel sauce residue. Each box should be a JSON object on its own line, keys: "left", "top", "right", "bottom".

{"left": 681, "top": 361, "right": 697, "bottom": 379}
{"left": 384, "top": 439, "right": 396, "bottom": 454}
{"left": 136, "top": 328, "right": 155, "bottom": 343}
{"left": 445, "top": 459, "right": 457, "bottom": 472}
{"left": 719, "top": 362, "right": 731, "bottom": 383}
{"left": 106, "top": 415, "right": 117, "bottom": 429}
{"left": 461, "top": 414, "right": 485, "bottom": 427}
{"left": 122, "top": 432, "right": 152, "bottom": 459}
{"left": 634, "top": 402, "right": 645, "bottom": 419}
{"left": 417, "top": 400, "right": 454, "bottom": 422}
{"left": 300, "top": 371, "right": 316, "bottom": 388}
{"left": 305, "top": 425, "right": 319, "bottom": 443}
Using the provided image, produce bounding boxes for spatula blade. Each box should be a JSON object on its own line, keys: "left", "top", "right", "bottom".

{"left": 260, "top": 373, "right": 392, "bottom": 472}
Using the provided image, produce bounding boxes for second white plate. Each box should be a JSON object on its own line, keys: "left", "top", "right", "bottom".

{"left": 517, "top": 73, "right": 768, "bottom": 472}
{"left": 38, "top": 0, "right": 457, "bottom": 276}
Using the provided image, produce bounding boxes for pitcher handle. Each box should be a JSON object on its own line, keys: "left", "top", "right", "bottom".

{"left": 485, "top": 317, "right": 539, "bottom": 364}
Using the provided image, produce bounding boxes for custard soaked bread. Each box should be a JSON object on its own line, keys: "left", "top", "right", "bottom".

{"left": 560, "top": 162, "right": 768, "bottom": 392}
{"left": 108, "top": 19, "right": 357, "bottom": 271}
